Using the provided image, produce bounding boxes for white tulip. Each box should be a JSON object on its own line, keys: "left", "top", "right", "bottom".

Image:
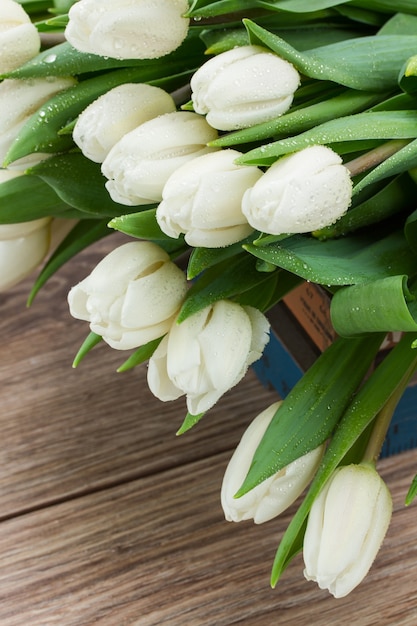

{"left": 303, "top": 463, "right": 393, "bottom": 598}
{"left": 0, "top": 77, "right": 76, "bottom": 166}
{"left": 73, "top": 84, "right": 176, "bottom": 163}
{"left": 147, "top": 300, "right": 270, "bottom": 415}
{"left": 0, "top": 217, "right": 51, "bottom": 291}
{"left": 191, "top": 45, "right": 300, "bottom": 131}
{"left": 156, "top": 149, "right": 261, "bottom": 248}
{"left": 0, "top": 0, "right": 41, "bottom": 74}
{"left": 67, "top": 241, "right": 187, "bottom": 350}
{"left": 241, "top": 145, "right": 352, "bottom": 235}
{"left": 102, "top": 111, "right": 219, "bottom": 206}
{"left": 221, "top": 401, "right": 324, "bottom": 524}
{"left": 65, "top": 0, "right": 190, "bottom": 60}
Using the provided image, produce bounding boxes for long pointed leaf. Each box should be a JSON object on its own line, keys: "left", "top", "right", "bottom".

{"left": 245, "top": 20, "right": 417, "bottom": 92}
{"left": 235, "top": 332, "right": 384, "bottom": 497}
{"left": 245, "top": 229, "right": 417, "bottom": 286}
{"left": 269, "top": 332, "right": 417, "bottom": 586}
{"left": 238, "top": 111, "right": 417, "bottom": 167}
{"left": 330, "top": 275, "right": 417, "bottom": 336}
{"left": 28, "top": 153, "right": 148, "bottom": 217}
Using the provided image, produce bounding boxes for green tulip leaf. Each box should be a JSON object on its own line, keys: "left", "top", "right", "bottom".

{"left": 109, "top": 209, "right": 189, "bottom": 256}
{"left": 245, "top": 20, "right": 417, "bottom": 92}
{"left": 27, "top": 219, "right": 112, "bottom": 305}
{"left": 176, "top": 411, "right": 206, "bottom": 435}
{"left": 405, "top": 474, "right": 417, "bottom": 505}
{"left": 211, "top": 89, "right": 384, "bottom": 148}
{"left": 330, "top": 275, "right": 417, "bottom": 336}
{"left": 351, "top": 0, "right": 417, "bottom": 16}
{"left": 259, "top": 0, "right": 350, "bottom": 11}
{"left": 200, "top": 28, "right": 249, "bottom": 55}
{"left": 232, "top": 271, "right": 280, "bottom": 311}
{"left": 117, "top": 337, "right": 164, "bottom": 372}
{"left": 315, "top": 174, "right": 417, "bottom": 239}
{"left": 72, "top": 332, "right": 103, "bottom": 368}
{"left": 404, "top": 208, "right": 417, "bottom": 252}
{"left": 370, "top": 93, "right": 417, "bottom": 112}
{"left": 17, "top": 0, "right": 53, "bottom": 14}
{"left": 245, "top": 229, "right": 417, "bottom": 286}
{"left": 186, "top": 0, "right": 260, "bottom": 17}
{"left": 202, "top": 18, "right": 368, "bottom": 57}
{"left": 109, "top": 209, "right": 172, "bottom": 240}
{"left": 379, "top": 12, "right": 417, "bottom": 36}
{"left": 177, "top": 253, "right": 274, "bottom": 322}
{"left": 187, "top": 0, "right": 350, "bottom": 17}
{"left": 2, "top": 33, "right": 206, "bottom": 79}
{"left": 400, "top": 54, "right": 417, "bottom": 96}
{"left": 28, "top": 153, "right": 150, "bottom": 217}
{"left": 187, "top": 235, "right": 257, "bottom": 279}
{"left": 0, "top": 172, "right": 76, "bottom": 223}
{"left": 235, "top": 332, "right": 385, "bottom": 499}
{"left": 237, "top": 111, "right": 417, "bottom": 167}
{"left": 269, "top": 332, "right": 417, "bottom": 585}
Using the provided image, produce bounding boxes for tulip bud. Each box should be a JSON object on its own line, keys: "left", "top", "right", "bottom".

{"left": 221, "top": 401, "right": 324, "bottom": 524}
{"left": 147, "top": 300, "right": 270, "bottom": 415}
{"left": 73, "top": 84, "right": 176, "bottom": 163}
{"left": 0, "top": 77, "right": 76, "bottom": 166}
{"left": 0, "top": 217, "right": 51, "bottom": 291}
{"left": 65, "top": 0, "right": 190, "bottom": 60}
{"left": 156, "top": 149, "right": 262, "bottom": 248}
{"left": 303, "top": 463, "right": 393, "bottom": 598}
{"left": 101, "top": 111, "right": 219, "bottom": 206}
{"left": 68, "top": 241, "right": 187, "bottom": 350}
{"left": 0, "top": 0, "right": 41, "bottom": 74}
{"left": 191, "top": 45, "right": 300, "bottom": 131}
{"left": 241, "top": 145, "right": 352, "bottom": 235}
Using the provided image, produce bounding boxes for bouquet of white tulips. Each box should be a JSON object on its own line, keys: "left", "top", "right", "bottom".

{"left": 3, "top": 0, "right": 417, "bottom": 599}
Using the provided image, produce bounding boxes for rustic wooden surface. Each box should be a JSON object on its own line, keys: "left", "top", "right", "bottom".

{"left": 1, "top": 232, "right": 417, "bottom": 625}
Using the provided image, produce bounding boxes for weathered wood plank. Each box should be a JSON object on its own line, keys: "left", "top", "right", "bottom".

{"left": 0, "top": 233, "right": 278, "bottom": 517}
{"left": 0, "top": 449, "right": 414, "bottom": 625}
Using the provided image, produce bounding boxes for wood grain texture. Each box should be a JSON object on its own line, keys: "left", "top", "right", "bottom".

{"left": 1, "top": 233, "right": 416, "bottom": 625}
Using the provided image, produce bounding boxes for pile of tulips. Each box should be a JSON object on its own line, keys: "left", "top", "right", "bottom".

{"left": 2, "top": 0, "right": 417, "bottom": 598}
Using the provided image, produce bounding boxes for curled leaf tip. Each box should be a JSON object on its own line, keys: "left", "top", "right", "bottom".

{"left": 176, "top": 411, "right": 205, "bottom": 435}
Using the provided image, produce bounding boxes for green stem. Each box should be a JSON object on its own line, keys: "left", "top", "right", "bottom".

{"left": 362, "top": 351, "right": 417, "bottom": 463}
{"left": 345, "top": 139, "right": 410, "bottom": 176}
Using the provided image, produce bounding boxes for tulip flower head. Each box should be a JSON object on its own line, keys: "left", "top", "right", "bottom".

{"left": 147, "top": 300, "right": 270, "bottom": 415}
{"left": 221, "top": 401, "right": 325, "bottom": 524}
{"left": 73, "top": 84, "right": 176, "bottom": 163}
{"left": 0, "top": 0, "right": 41, "bottom": 74}
{"left": 102, "top": 111, "right": 219, "bottom": 206}
{"left": 241, "top": 145, "right": 352, "bottom": 235}
{"left": 68, "top": 241, "right": 188, "bottom": 350}
{"left": 156, "top": 149, "right": 262, "bottom": 248}
{"left": 303, "top": 463, "right": 393, "bottom": 598}
{"left": 0, "top": 216, "right": 51, "bottom": 291}
{"left": 0, "top": 77, "right": 76, "bottom": 166}
{"left": 65, "top": 0, "right": 190, "bottom": 60}
{"left": 191, "top": 45, "right": 300, "bottom": 131}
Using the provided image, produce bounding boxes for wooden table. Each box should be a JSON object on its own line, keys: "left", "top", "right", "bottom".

{"left": 1, "top": 233, "right": 416, "bottom": 625}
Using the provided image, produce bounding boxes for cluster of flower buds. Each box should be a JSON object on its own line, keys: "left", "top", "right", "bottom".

{"left": 0, "top": 0, "right": 396, "bottom": 601}
{"left": 60, "top": 2, "right": 388, "bottom": 600}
